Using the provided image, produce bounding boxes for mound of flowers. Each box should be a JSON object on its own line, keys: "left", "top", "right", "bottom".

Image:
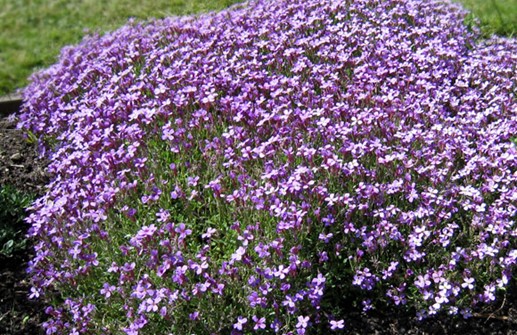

{"left": 18, "top": 0, "right": 517, "bottom": 333}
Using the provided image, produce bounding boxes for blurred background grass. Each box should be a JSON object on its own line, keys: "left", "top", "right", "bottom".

{"left": 0, "top": 0, "right": 244, "bottom": 95}
{"left": 459, "top": 0, "right": 517, "bottom": 37}
{"left": 0, "top": 0, "right": 515, "bottom": 96}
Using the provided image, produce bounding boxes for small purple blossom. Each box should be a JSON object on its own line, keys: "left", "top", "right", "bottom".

{"left": 296, "top": 315, "right": 310, "bottom": 334}
{"left": 233, "top": 316, "right": 247, "bottom": 331}
{"left": 252, "top": 315, "right": 266, "bottom": 330}
{"left": 100, "top": 283, "right": 116, "bottom": 298}
{"left": 329, "top": 319, "right": 345, "bottom": 330}
{"left": 175, "top": 223, "right": 192, "bottom": 240}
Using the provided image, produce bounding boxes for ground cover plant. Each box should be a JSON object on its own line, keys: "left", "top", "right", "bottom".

{"left": 16, "top": 0, "right": 517, "bottom": 334}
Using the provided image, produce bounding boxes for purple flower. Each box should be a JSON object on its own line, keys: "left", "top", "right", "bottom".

{"left": 233, "top": 316, "right": 247, "bottom": 331}
{"left": 296, "top": 315, "right": 310, "bottom": 333}
{"left": 100, "top": 283, "right": 116, "bottom": 298}
{"left": 189, "top": 311, "right": 200, "bottom": 320}
{"left": 175, "top": 223, "right": 192, "bottom": 240}
{"left": 252, "top": 315, "right": 266, "bottom": 330}
{"left": 29, "top": 287, "right": 41, "bottom": 299}
{"left": 329, "top": 319, "right": 345, "bottom": 330}
{"left": 202, "top": 227, "right": 217, "bottom": 240}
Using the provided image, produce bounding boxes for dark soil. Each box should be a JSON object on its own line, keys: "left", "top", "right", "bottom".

{"left": 1, "top": 112, "right": 517, "bottom": 334}
{"left": 0, "top": 115, "right": 48, "bottom": 335}
{"left": 0, "top": 252, "right": 46, "bottom": 335}
{"left": 341, "top": 292, "right": 517, "bottom": 335}
{"left": 0, "top": 116, "right": 48, "bottom": 193}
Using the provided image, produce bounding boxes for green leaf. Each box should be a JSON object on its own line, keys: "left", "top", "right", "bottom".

{"left": 1, "top": 239, "right": 15, "bottom": 256}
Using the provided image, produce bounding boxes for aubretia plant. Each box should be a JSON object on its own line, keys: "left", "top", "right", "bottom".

{"left": 17, "top": 0, "right": 517, "bottom": 334}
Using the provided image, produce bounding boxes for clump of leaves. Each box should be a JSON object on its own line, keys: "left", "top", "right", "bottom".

{"left": 0, "top": 184, "right": 34, "bottom": 258}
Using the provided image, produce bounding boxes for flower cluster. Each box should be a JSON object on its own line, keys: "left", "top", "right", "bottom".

{"left": 18, "top": 0, "right": 516, "bottom": 334}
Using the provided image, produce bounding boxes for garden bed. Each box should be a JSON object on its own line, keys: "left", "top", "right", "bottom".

{"left": 0, "top": 114, "right": 48, "bottom": 335}
{"left": 0, "top": 94, "right": 22, "bottom": 117}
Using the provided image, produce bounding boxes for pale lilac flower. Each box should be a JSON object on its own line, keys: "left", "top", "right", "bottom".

{"left": 252, "top": 315, "right": 266, "bottom": 330}
{"left": 233, "top": 316, "right": 247, "bottom": 331}
{"left": 329, "top": 319, "right": 345, "bottom": 330}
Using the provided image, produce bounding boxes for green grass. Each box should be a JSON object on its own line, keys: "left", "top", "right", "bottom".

{"left": 0, "top": 0, "right": 516, "bottom": 95}
{"left": 457, "top": 0, "right": 517, "bottom": 37}
{"left": 0, "top": 0, "right": 243, "bottom": 96}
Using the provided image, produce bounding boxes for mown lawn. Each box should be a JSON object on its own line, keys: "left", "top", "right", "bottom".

{"left": 457, "top": 0, "right": 517, "bottom": 37}
{"left": 0, "top": 0, "right": 515, "bottom": 96}
{"left": 0, "top": 0, "right": 244, "bottom": 95}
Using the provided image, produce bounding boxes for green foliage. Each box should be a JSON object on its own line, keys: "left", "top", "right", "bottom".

{"left": 455, "top": 0, "right": 517, "bottom": 37}
{"left": 24, "top": 130, "right": 38, "bottom": 145}
{"left": 0, "top": 184, "right": 34, "bottom": 258}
